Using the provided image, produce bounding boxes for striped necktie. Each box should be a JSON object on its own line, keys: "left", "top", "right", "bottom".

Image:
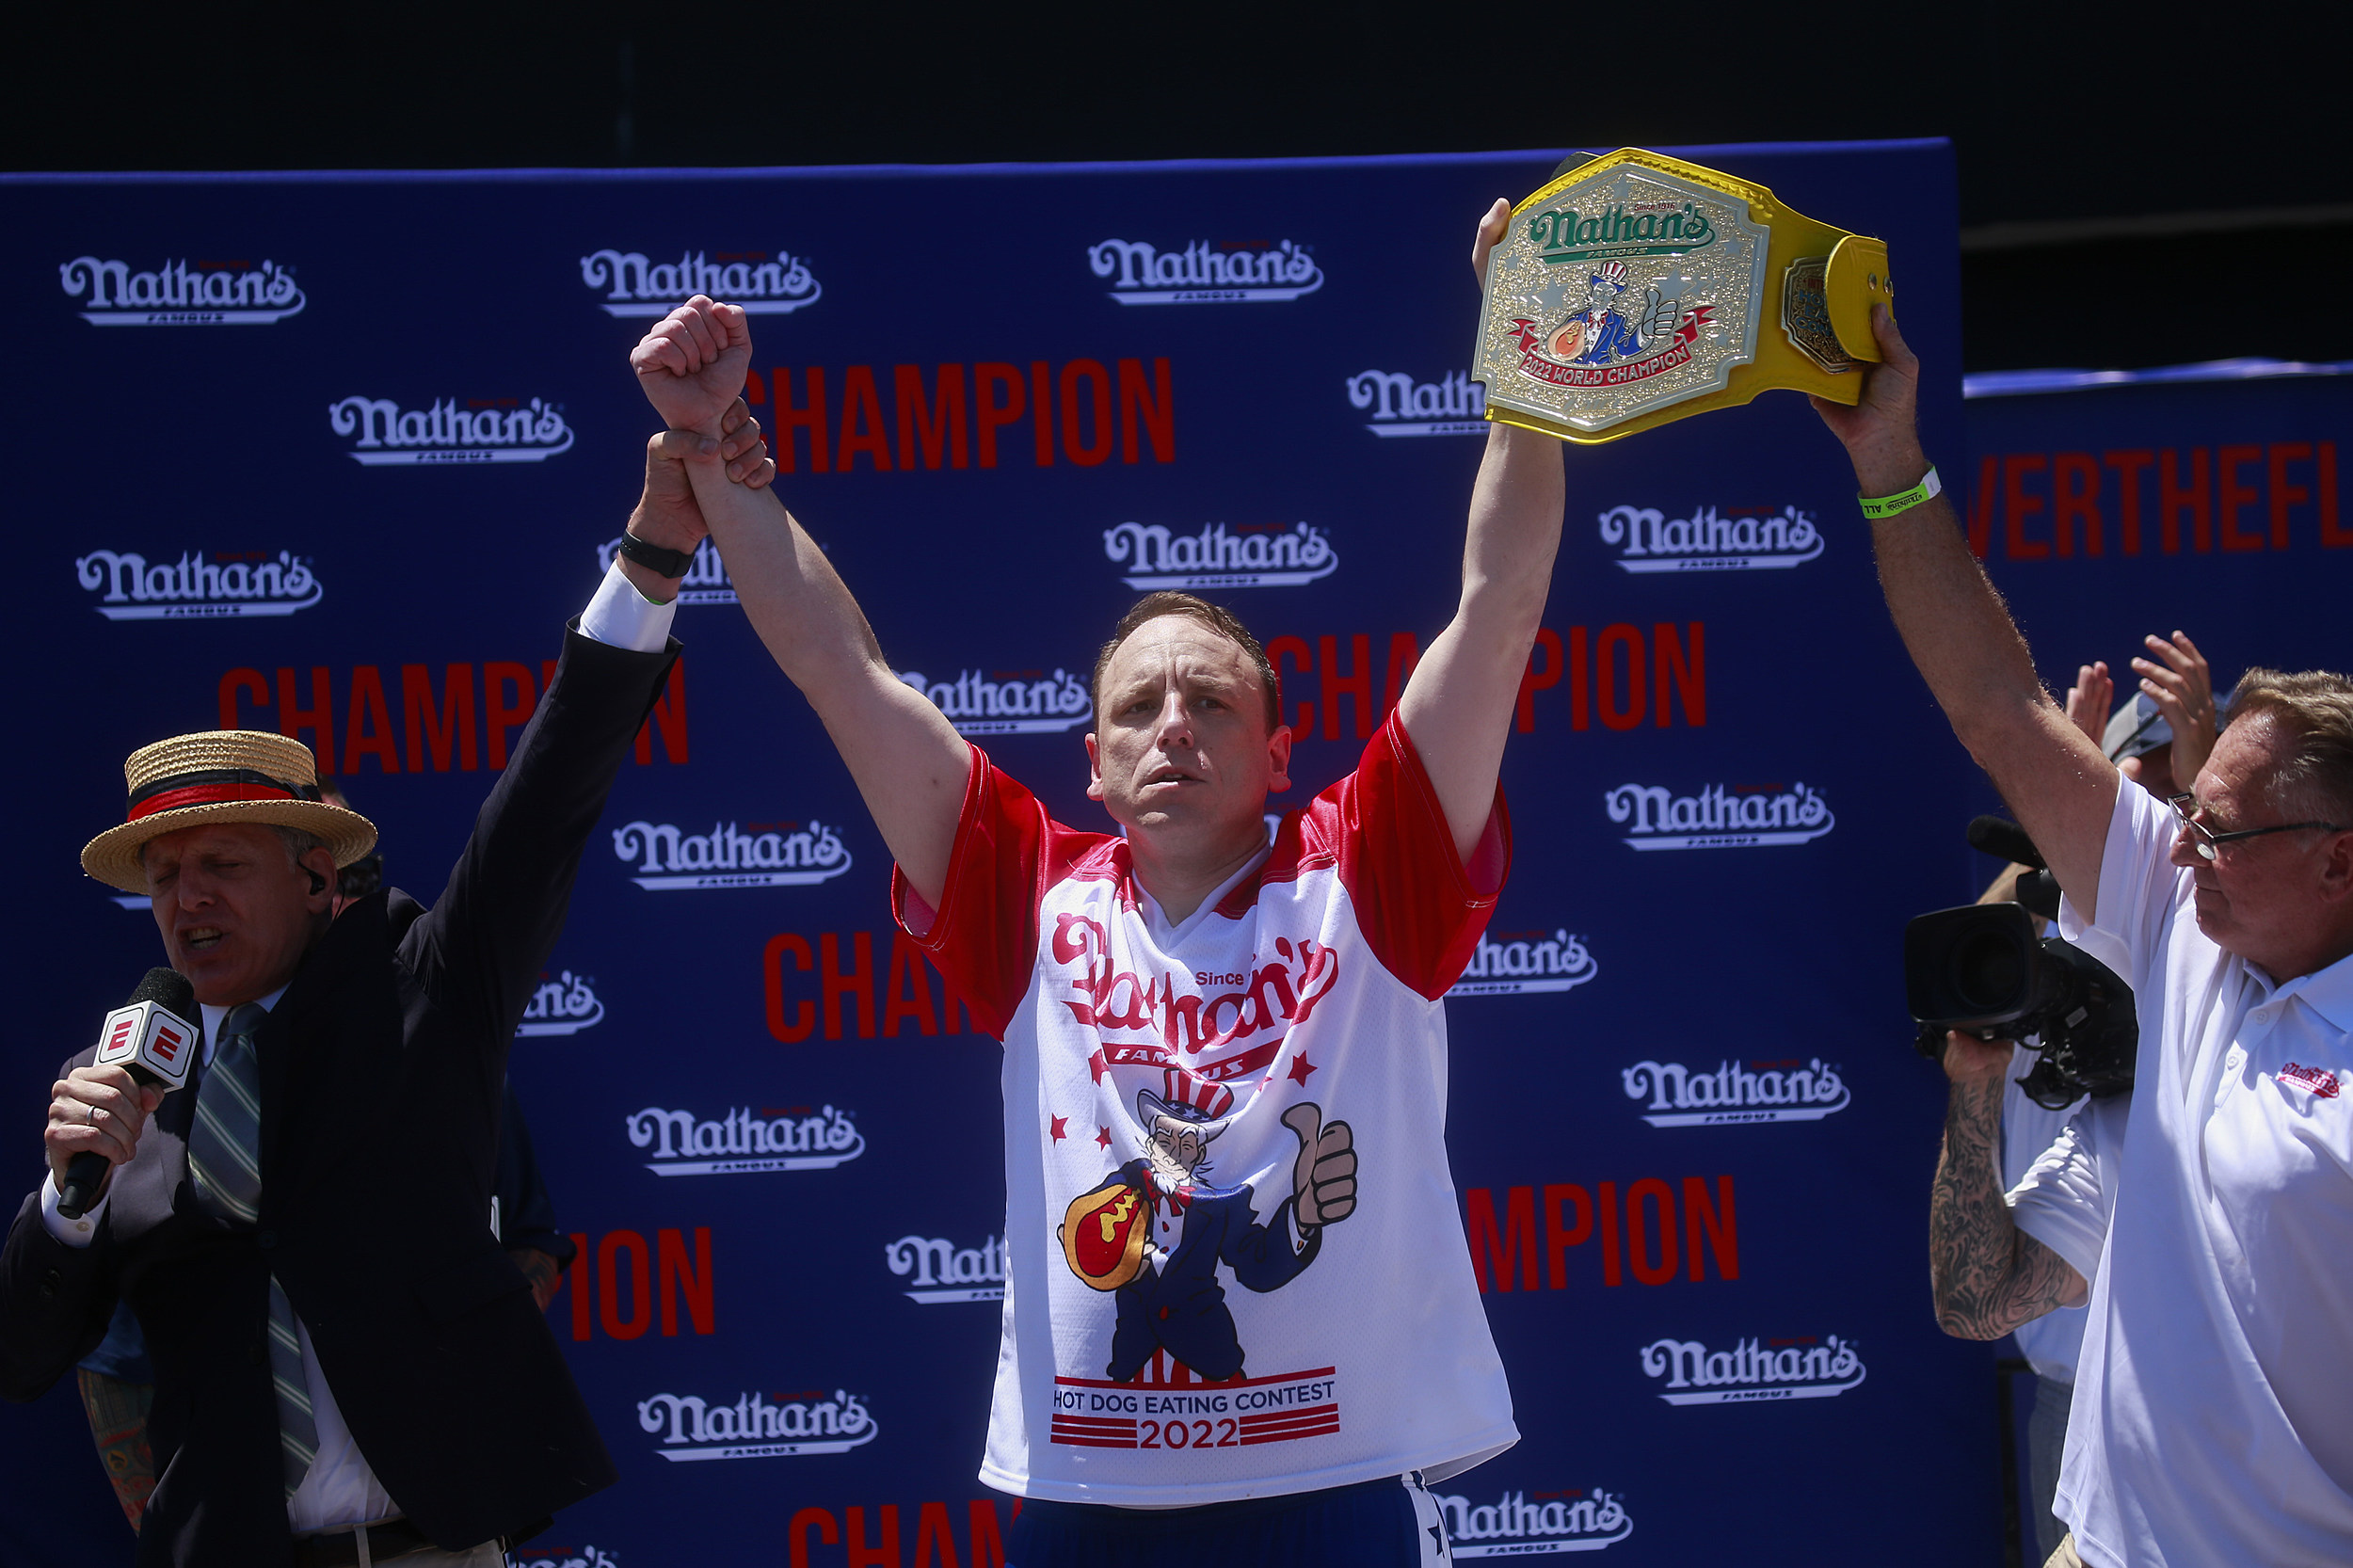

{"left": 186, "top": 1003, "right": 318, "bottom": 1496}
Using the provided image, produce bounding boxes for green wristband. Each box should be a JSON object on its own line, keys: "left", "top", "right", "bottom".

{"left": 1858, "top": 466, "right": 1943, "bottom": 520}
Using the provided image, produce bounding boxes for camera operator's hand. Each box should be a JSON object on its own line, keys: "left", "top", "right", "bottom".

{"left": 2064, "top": 661, "right": 2114, "bottom": 747}
{"left": 1940, "top": 1030, "right": 2014, "bottom": 1087}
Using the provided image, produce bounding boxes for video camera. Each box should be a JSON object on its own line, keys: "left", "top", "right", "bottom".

{"left": 1901, "top": 817, "right": 2137, "bottom": 1109}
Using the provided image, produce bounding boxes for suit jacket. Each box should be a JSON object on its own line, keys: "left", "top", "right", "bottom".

{"left": 1114, "top": 1160, "right": 1320, "bottom": 1306}
{"left": 1, "top": 625, "right": 674, "bottom": 1567}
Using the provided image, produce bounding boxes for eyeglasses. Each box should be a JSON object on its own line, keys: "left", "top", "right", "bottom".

{"left": 2167, "top": 792, "right": 2346, "bottom": 861}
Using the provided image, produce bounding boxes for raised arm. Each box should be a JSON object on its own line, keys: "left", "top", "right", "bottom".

{"left": 1929, "top": 1033, "right": 2086, "bottom": 1338}
{"left": 1396, "top": 200, "right": 1568, "bottom": 862}
{"left": 1813, "top": 311, "right": 2118, "bottom": 917}
{"left": 632, "top": 297, "right": 968, "bottom": 907}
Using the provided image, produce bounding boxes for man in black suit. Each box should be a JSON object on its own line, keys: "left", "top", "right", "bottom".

{"left": 1, "top": 408, "right": 775, "bottom": 1568}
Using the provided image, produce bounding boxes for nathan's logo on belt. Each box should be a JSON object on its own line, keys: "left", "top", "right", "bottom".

{"left": 1606, "top": 782, "right": 1835, "bottom": 850}
{"left": 636, "top": 1387, "right": 876, "bottom": 1461}
{"left": 580, "top": 248, "right": 822, "bottom": 317}
{"left": 1089, "top": 238, "right": 1322, "bottom": 304}
{"left": 597, "top": 536, "right": 736, "bottom": 605}
{"left": 75, "top": 549, "right": 322, "bottom": 621}
{"left": 1103, "top": 520, "right": 1339, "bottom": 590}
{"left": 611, "top": 819, "right": 852, "bottom": 889}
{"left": 60, "top": 255, "right": 305, "bottom": 325}
{"left": 517, "top": 970, "right": 603, "bottom": 1037}
{"left": 898, "top": 667, "right": 1091, "bottom": 735}
{"left": 1438, "top": 1487, "right": 1635, "bottom": 1558}
{"left": 1598, "top": 503, "right": 1825, "bottom": 572}
{"left": 328, "top": 395, "right": 573, "bottom": 465}
{"left": 1448, "top": 928, "right": 1596, "bottom": 999}
{"left": 884, "top": 1233, "right": 1007, "bottom": 1304}
{"left": 628, "top": 1105, "right": 865, "bottom": 1176}
{"left": 1640, "top": 1334, "right": 1865, "bottom": 1405}
{"left": 1347, "top": 369, "right": 1486, "bottom": 438}
{"left": 1622, "top": 1058, "right": 1849, "bottom": 1126}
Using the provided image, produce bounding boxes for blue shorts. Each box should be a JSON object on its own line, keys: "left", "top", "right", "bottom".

{"left": 1005, "top": 1473, "right": 1451, "bottom": 1568}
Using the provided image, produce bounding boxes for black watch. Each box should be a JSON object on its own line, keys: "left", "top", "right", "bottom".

{"left": 616, "top": 531, "right": 698, "bottom": 579}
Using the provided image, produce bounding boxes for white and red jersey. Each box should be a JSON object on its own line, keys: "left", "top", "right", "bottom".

{"left": 898, "top": 713, "right": 1519, "bottom": 1505}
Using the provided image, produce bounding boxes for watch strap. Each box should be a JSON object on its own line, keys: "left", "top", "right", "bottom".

{"left": 616, "top": 531, "right": 698, "bottom": 579}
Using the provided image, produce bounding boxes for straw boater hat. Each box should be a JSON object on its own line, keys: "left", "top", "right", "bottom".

{"left": 81, "top": 730, "right": 377, "bottom": 894}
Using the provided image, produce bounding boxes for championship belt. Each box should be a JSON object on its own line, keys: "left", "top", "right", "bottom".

{"left": 1062, "top": 1177, "right": 1151, "bottom": 1291}
{"left": 1472, "top": 147, "right": 1895, "bottom": 444}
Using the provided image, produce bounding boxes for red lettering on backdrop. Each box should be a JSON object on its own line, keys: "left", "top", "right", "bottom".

{"left": 2159, "top": 447, "right": 2210, "bottom": 553}
{"left": 633, "top": 660, "right": 688, "bottom": 765}
{"left": 2217, "top": 443, "right": 2265, "bottom": 551}
{"left": 1118, "top": 357, "right": 1176, "bottom": 464}
{"left": 2266, "top": 441, "right": 2313, "bottom": 550}
{"left": 1966, "top": 455, "right": 1997, "bottom": 558}
{"left": 1061, "top": 359, "right": 1113, "bottom": 466}
{"left": 2103, "top": 450, "right": 2154, "bottom": 555}
{"left": 1029, "top": 360, "right": 1054, "bottom": 468}
{"left": 1267, "top": 635, "right": 1314, "bottom": 738}
{"left": 343, "top": 665, "right": 399, "bottom": 774}
{"left": 896, "top": 364, "right": 969, "bottom": 471}
{"left": 2323, "top": 442, "right": 2349, "bottom": 547}
{"left": 765, "top": 934, "right": 815, "bottom": 1042}
{"left": 1597, "top": 624, "right": 1644, "bottom": 731}
{"left": 402, "top": 664, "right": 478, "bottom": 773}
{"left": 1516, "top": 629, "right": 1563, "bottom": 734}
{"left": 772, "top": 367, "right": 831, "bottom": 473}
{"left": 1319, "top": 633, "right": 1372, "bottom": 741}
{"left": 2052, "top": 451, "right": 2101, "bottom": 556}
{"left": 975, "top": 363, "right": 1025, "bottom": 469}
{"left": 846, "top": 1503, "right": 901, "bottom": 1568}
{"left": 1466, "top": 1177, "right": 1739, "bottom": 1292}
{"left": 484, "top": 662, "right": 535, "bottom": 769}
{"left": 279, "top": 666, "right": 335, "bottom": 775}
{"left": 2003, "top": 454, "right": 2049, "bottom": 560}
{"left": 836, "top": 365, "right": 893, "bottom": 472}
{"left": 219, "top": 667, "right": 268, "bottom": 731}
{"left": 1655, "top": 623, "right": 1705, "bottom": 727}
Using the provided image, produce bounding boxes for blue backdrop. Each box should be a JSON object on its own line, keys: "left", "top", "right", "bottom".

{"left": 19, "top": 139, "right": 2322, "bottom": 1567}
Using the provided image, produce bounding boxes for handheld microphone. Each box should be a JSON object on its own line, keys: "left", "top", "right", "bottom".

{"left": 56, "top": 968, "right": 198, "bottom": 1221}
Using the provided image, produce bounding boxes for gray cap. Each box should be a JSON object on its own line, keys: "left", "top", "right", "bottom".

{"left": 2103, "top": 693, "right": 2172, "bottom": 760}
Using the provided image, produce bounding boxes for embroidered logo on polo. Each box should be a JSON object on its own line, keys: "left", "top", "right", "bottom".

{"left": 1598, "top": 503, "right": 1825, "bottom": 572}
{"left": 636, "top": 1387, "right": 876, "bottom": 1460}
{"left": 517, "top": 971, "right": 604, "bottom": 1037}
{"left": 1102, "top": 520, "right": 1339, "bottom": 590}
{"left": 328, "top": 396, "right": 573, "bottom": 465}
{"left": 579, "top": 248, "right": 822, "bottom": 317}
{"left": 628, "top": 1106, "right": 866, "bottom": 1176}
{"left": 2280, "top": 1062, "right": 2342, "bottom": 1099}
{"left": 1606, "top": 782, "right": 1835, "bottom": 850}
{"left": 898, "top": 667, "right": 1092, "bottom": 735}
{"left": 1346, "top": 369, "right": 1487, "bottom": 437}
{"left": 514, "top": 1547, "right": 618, "bottom": 1568}
{"left": 1621, "top": 1058, "right": 1849, "bottom": 1126}
{"left": 75, "top": 549, "right": 322, "bottom": 621}
{"left": 596, "top": 537, "right": 736, "bottom": 605}
{"left": 1089, "top": 238, "right": 1322, "bottom": 304}
{"left": 1438, "top": 1487, "right": 1635, "bottom": 1557}
{"left": 1447, "top": 928, "right": 1597, "bottom": 999}
{"left": 60, "top": 256, "right": 306, "bottom": 325}
{"left": 1639, "top": 1334, "right": 1865, "bottom": 1404}
{"left": 610, "top": 819, "right": 852, "bottom": 889}
{"left": 885, "top": 1233, "right": 1008, "bottom": 1304}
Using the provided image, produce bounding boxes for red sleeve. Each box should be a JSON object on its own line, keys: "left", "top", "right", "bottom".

{"left": 1295, "top": 712, "right": 1510, "bottom": 1000}
{"left": 891, "top": 744, "right": 1050, "bottom": 1042}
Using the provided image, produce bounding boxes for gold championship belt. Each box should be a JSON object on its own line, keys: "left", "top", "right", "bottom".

{"left": 1473, "top": 148, "right": 1895, "bottom": 444}
{"left": 1062, "top": 1177, "right": 1151, "bottom": 1291}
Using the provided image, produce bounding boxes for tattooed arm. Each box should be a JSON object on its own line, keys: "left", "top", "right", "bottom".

{"left": 76, "top": 1368, "right": 154, "bottom": 1532}
{"left": 1929, "top": 1032, "right": 2087, "bottom": 1338}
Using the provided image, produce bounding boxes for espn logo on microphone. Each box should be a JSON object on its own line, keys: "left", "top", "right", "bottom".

{"left": 93, "top": 1001, "right": 196, "bottom": 1091}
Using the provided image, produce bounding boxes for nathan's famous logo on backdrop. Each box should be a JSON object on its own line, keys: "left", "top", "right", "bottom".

{"left": 885, "top": 1233, "right": 1008, "bottom": 1304}
{"left": 75, "top": 549, "right": 321, "bottom": 621}
{"left": 596, "top": 536, "right": 735, "bottom": 605}
{"left": 1606, "top": 781, "right": 1835, "bottom": 850}
{"left": 636, "top": 1386, "right": 876, "bottom": 1461}
{"left": 1346, "top": 369, "right": 1487, "bottom": 438}
{"left": 611, "top": 818, "right": 851, "bottom": 889}
{"left": 1621, "top": 1058, "right": 1849, "bottom": 1127}
{"left": 1103, "top": 520, "right": 1338, "bottom": 590}
{"left": 628, "top": 1105, "right": 866, "bottom": 1176}
{"left": 1439, "top": 1487, "right": 1635, "bottom": 1558}
{"left": 328, "top": 395, "right": 573, "bottom": 466}
{"left": 517, "top": 970, "right": 603, "bottom": 1037}
{"left": 60, "top": 255, "right": 305, "bottom": 326}
{"left": 1089, "top": 238, "right": 1322, "bottom": 304}
{"left": 580, "top": 248, "right": 822, "bottom": 317}
{"left": 1598, "top": 503, "right": 1825, "bottom": 572}
{"left": 1639, "top": 1334, "right": 1865, "bottom": 1405}
{"left": 898, "top": 666, "right": 1091, "bottom": 736}
{"left": 1447, "top": 928, "right": 1596, "bottom": 999}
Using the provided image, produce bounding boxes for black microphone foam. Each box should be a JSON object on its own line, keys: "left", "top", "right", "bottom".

{"left": 1966, "top": 815, "right": 2044, "bottom": 870}
{"left": 130, "top": 967, "right": 195, "bottom": 1016}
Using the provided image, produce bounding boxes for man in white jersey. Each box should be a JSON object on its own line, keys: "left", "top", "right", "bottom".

{"left": 628, "top": 201, "right": 1564, "bottom": 1565}
{"left": 1817, "top": 308, "right": 2353, "bottom": 1568}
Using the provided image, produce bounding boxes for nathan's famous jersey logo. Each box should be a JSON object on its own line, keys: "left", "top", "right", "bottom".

{"left": 597, "top": 536, "right": 735, "bottom": 605}
{"left": 1640, "top": 1334, "right": 1865, "bottom": 1405}
{"left": 885, "top": 1233, "right": 1007, "bottom": 1304}
{"left": 1346, "top": 369, "right": 1486, "bottom": 438}
{"left": 611, "top": 819, "right": 851, "bottom": 890}
{"left": 1089, "top": 238, "right": 1322, "bottom": 304}
{"left": 60, "top": 255, "right": 305, "bottom": 326}
{"left": 1599, "top": 503, "right": 1824, "bottom": 573}
{"left": 636, "top": 1387, "right": 875, "bottom": 1461}
{"left": 328, "top": 395, "right": 573, "bottom": 465}
{"left": 1439, "top": 1487, "right": 1634, "bottom": 1558}
{"left": 628, "top": 1105, "right": 865, "bottom": 1176}
{"left": 579, "top": 248, "right": 821, "bottom": 318}
{"left": 1606, "top": 782, "right": 1834, "bottom": 850}
{"left": 1103, "top": 520, "right": 1338, "bottom": 591}
{"left": 517, "top": 970, "right": 603, "bottom": 1037}
{"left": 1622, "top": 1058, "right": 1849, "bottom": 1127}
{"left": 1447, "top": 928, "right": 1596, "bottom": 999}
{"left": 899, "top": 666, "right": 1091, "bottom": 736}
{"left": 75, "top": 549, "right": 321, "bottom": 621}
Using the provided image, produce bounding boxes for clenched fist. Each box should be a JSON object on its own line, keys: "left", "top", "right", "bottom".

{"left": 1282, "top": 1102, "right": 1357, "bottom": 1231}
